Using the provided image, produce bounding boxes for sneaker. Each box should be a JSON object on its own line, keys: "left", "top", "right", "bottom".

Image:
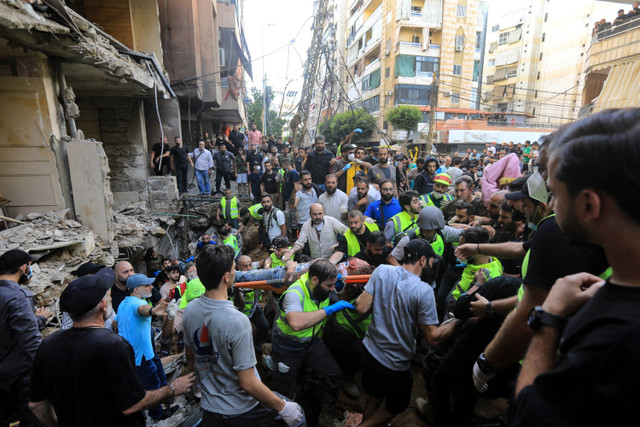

{"left": 342, "top": 379, "right": 360, "bottom": 399}
{"left": 317, "top": 411, "right": 346, "bottom": 427}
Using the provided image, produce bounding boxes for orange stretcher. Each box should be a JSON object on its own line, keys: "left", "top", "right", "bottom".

{"left": 234, "top": 274, "right": 372, "bottom": 294}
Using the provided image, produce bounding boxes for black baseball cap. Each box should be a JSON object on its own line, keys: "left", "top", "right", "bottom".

{"left": 60, "top": 268, "right": 116, "bottom": 316}
{"left": 72, "top": 262, "right": 104, "bottom": 277}
{"left": 403, "top": 239, "right": 436, "bottom": 262}
{"left": 0, "top": 249, "right": 33, "bottom": 275}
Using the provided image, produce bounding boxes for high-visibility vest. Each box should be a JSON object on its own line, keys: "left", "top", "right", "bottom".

{"left": 419, "top": 193, "right": 453, "bottom": 209}
{"left": 220, "top": 197, "right": 239, "bottom": 219}
{"left": 223, "top": 235, "right": 240, "bottom": 258}
{"left": 451, "top": 258, "right": 503, "bottom": 301}
{"left": 179, "top": 278, "right": 205, "bottom": 309}
{"left": 516, "top": 214, "right": 556, "bottom": 305}
{"left": 249, "top": 204, "right": 263, "bottom": 220}
{"left": 334, "top": 298, "right": 371, "bottom": 339}
{"left": 408, "top": 229, "right": 445, "bottom": 257}
{"left": 273, "top": 273, "right": 330, "bottom": 343}
{"left": 241, "top": 289, "right": 258, "bottom": 316}
{"left": 270, "top": 252, "right": 286, "bottom": 268}
{"left": 343, "top": 222, "right": 379, "bottom": 256}
{"left": 390, "top": 211, "right": 418, "bottom": 244}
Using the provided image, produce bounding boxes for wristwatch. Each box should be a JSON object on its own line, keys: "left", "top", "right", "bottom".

{"left": 527, "top": 306, "right": 567, "bottom": 331}
{"left": 485, "top": 301, "right": 496, "bottom": 318}
{"left": 476, "top": 353, "right": 495, "bottom": 375}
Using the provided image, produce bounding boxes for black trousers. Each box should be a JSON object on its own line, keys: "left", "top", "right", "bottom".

{"left": 271, "top": 336, "right": 342, "bottom": 412}
{"left": 176, "top": 166, "right": 188, "bottom": 194}
{"left": 216, "top": 170, "right": 231, "bottom": 192}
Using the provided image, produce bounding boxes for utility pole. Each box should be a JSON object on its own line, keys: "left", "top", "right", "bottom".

{"left": 427, "top": 70, "right": 438, "bottom": 155}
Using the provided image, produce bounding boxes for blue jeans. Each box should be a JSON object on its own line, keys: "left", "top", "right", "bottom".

{"left": 135, "top": 355, "right": 168, "bottom": 420}
{"left": 195, "top": 169, "right": 211, "bottom": 194}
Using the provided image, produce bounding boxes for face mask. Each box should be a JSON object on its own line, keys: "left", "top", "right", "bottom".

{"left": 187, "top": 272, "right": 197, "bottom": 281}
{"left": 19, "top": 267, "right": 33, "bottom": 284}
{"left": 477, "top": 171, "right": 483, "bottom": 177}
{"left": 347, "top": 153, "right": 355, "bottom": 161}
{"left": 528, "top": 222, "right": 538, "bottom": 232}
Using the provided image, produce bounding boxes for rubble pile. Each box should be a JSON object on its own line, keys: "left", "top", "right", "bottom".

{"left": 112, "top": 202, "right": 171, "bottom": 248}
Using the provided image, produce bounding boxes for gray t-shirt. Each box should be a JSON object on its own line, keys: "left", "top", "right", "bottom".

{"left": 363, "top": 265, "right": 439, "bottom": 371}
{"left": 263, "top": 208, "right": 286, "bottom": 240}
{"left": 296, "top": 188, "right": 318, "bottom": 224}
{"left": 182, "top": 296, "right": 259, "bottom": 415}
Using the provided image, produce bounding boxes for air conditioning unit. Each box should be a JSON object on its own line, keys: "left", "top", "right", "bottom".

{"left": 443, "top": 90, "right": 452, "bottom": 97}
{"left": 219, "top": 48, "right": 225, "bottom": 67}
{"left": 455, "top": 44, "right": 464, "bottom": 51}
{"left": 384, "top": 49, "right": 390, "bottom": 56}
{"left": 386, "top": 90, "right": 393, "bottom": 96}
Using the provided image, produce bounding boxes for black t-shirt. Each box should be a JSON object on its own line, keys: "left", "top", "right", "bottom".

{"left": 524, "top": 216, "right": 608, "bottom": 291}
{"left": 30, "top": 328, "right": 146, "bottom": 427}
{"left": 151, "top": 143, "right": 169, "bottom": 170}
{"left": 261, "top": 171, "right": 279, "bottom": 194}
{"left": 336, "top": 227, "right": 371, "bottom": 255}
{"left": 170, "top": 145, "right": 189, "bottom": 168}
{"left": 246, "top": 151, "right": 263, "bottom": 169}
{"left": 511, "top": 283, "right": 640, "bottom": 426}
{"left": 354, "top": 246, "right": 391, "bottom": 267}
{"left": 111, "top": 284, "right": 130, "bottom": 313}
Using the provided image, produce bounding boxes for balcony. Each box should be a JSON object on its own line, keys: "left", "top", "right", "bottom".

{"left": 585, "top": 16, "right": 640, "bottom": 74}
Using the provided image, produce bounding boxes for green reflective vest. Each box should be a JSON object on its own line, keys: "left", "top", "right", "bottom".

{"left": 223, "top": 235, "right": 240, "bottom": 258}
{"left": 270, "top": 252, "right": 286, "bottom": 268}
{"left": 390, "top": 211, "right": 418, "bottom": 243}
{"left": 343, "top": 222, "right": 379, "bottom": 256}
{"left": 451, "top": 258, "right": 503, "bottom": 301}
{"left": 179, "top": 278, "right": 206, "bottom": 309}
{"left": 241, "top": 289, "right": 258, "bottom": 316}
{"left": 334, "top": 298, "right": 371, "bottom": 339}
{"left": 249, "top": 204, "right": 263, "bottom": 220}
{"left": 419, "top": 193, "right": 453, "bottom": 209}
{"left": 220, "top": 197, "right": 239, "bottom": 219}
{"left": 273, "top": 273, "right": 330, "bottom": 343}
{"left": 430, "top": 233, "right": 445, "bottom": 256}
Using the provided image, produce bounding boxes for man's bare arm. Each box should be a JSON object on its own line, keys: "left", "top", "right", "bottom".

{"left": 28, "top": 400, "right": 57, "bottom": 426}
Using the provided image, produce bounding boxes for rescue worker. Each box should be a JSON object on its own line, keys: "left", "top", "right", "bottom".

{"left": 264, "top": 237, "right": 290, "bottom": 269}
{"left": 218, "top": 221, "right": 240, "bottom": 259}
{"left": 216, "top": 188, "right": 240, "bottom": 229}
{"left": 385, "top": 190, "right": 422, "bottom": 244}
{"left": 420, "top": 173, "right": 454, "bottom": 209}
{"left": 336, "top": 210, "right": 379, "bottom": 258}
{"left": 271, "top": 260, "right": 355, "bottom": 427}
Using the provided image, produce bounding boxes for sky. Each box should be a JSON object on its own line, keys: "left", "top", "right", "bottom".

{"left": 243, "top": 0, "right": 315, "bottom": 108}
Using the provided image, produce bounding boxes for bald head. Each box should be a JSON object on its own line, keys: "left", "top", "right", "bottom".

{"left": 488, "top": 190, "right": 508, "bottom": 218}
{"left": 114, "top": 261, "right": 134, "bottom": 286}
{"left": 237, "top": 255, "right": 253, "bottom": 271}
{"left": 310, "top": 203, "right": 324, "bottom": 225}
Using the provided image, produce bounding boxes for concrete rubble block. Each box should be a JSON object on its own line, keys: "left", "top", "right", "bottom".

{"left": 147, "top": 176, "right": 180, "bottom": 214}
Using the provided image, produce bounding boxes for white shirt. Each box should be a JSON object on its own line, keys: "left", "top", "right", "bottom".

{"left": 294, "top": 216, "right": 348, "bottom": 259}
{"left": 318, "top": 190, "right": 349, "bottom": 224}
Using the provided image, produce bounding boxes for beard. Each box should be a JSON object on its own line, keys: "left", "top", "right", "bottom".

{"left": 379, "top": 158, "right": 388, "bottom": 164}
{"left": 312, "top": 285, "right": 330, "bottom": 302}
{"left": 104, "top": 303, "right": 115, "bottom": 321}
{"left": 381, "top": 193, "right": 393, "bottom": 202}
{"left": 303, "top": 183, "right": 313, "bottom": 190}
{"left": 326, "top": 187, "right": 336, "bottom": 195}
{"left": 558, "top": 206, "right": 591, "bottom": 245}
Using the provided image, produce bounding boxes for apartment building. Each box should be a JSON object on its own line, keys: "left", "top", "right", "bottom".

{"left": 482, "top": 0, "right": 627, "bottom": 127}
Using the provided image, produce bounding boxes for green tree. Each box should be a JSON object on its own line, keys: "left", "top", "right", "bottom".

{"left": 327, "top": 108, "right": 376, "bottom": 144}
{"left": 386, "top": 105, "right": 422, "bottom": 146}
{"left": 246, "top": 87, "right": 287, "bottom": 137}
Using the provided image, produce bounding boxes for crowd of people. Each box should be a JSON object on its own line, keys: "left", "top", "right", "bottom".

{"left": 2, "top": 108, "right": 639, "bottom": 427}
{"left": 591, "top": 1, "right": 640, "bottom": 36}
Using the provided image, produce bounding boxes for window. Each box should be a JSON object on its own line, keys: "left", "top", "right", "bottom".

{"left": 539, "top": 52, "right": 543, "bottom": 60}
{"left": 544, "top": 13, "right": 548, "bottom": 22}
{"left": 542, "top": 32, "right": 546, "bottom": 42}
{"left": 455, "top": 35, "right": 465, "bottom": 47}
{"left": 411, "top": 5, "right": 422, "bottom": 14}
{"left": 457, "top": 5, "right": 466, "bottom": 17}
{"left": 492, "top": 24, "right": 500, "bottom": 32}
{"left": 473, "top": 60, "right": 480, "bottom": 81}
{"left": 385, "top": 67, "right": 390, "bottom": 78}
{"left": 476, "top": 32, "right": 482, "bottom": 49}
{"left": 412, "top": 35, "right": 421, "bottom": 44}
{"left": 534, "top": 90, "right": 538, "bottom": 98}
{"left": 453, "top": 64, "right": 462, "bottom": 75}
{"left": 499, "top": 32, "right": 509, "bottom": 45}
{"left": 362, "top": 69, "right": 381, "bottom": 92}
{"left": 363, "top": 95, "right": 380, "bottom": 112}
{"left": 394, "top": 84, "right": 433, "bottom": 106}
{"left": 537, "top": 71, "right": 540, "bottom": 80}
{"left": 452, "top": 92, "right": 460, "bottom": 103}
{"left": 488, "top": 59, "right": 495, "bottom": 66}
{"left": 416, "top": 56, "right": 439, "bottom": 77}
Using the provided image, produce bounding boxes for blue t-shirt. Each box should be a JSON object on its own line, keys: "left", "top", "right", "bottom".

{"left": 248, "top": 171, "right": 262, "bottom": 198}
{"left": 364, "top": 198, "right": 402, "bottom": 229}
{"left": 116, "top": 296, "right": 154, "bottom": 366}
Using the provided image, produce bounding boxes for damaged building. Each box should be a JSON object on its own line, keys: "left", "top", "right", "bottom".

{"left": 0, "top": 0, "right": 252, "bottom": 319}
